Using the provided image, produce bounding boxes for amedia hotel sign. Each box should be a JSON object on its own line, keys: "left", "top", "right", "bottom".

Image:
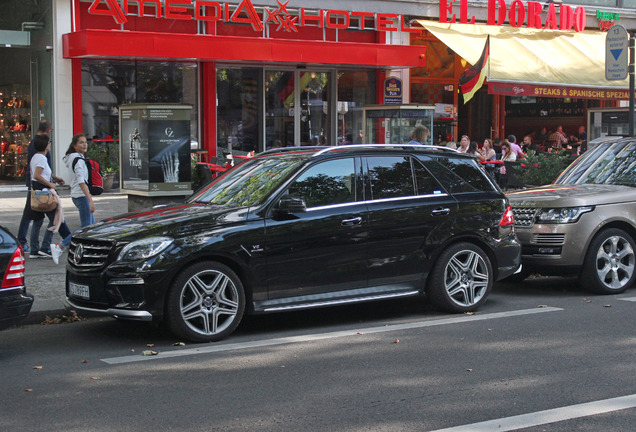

{"left": 88, "top": 0, "right": 423, "bottom": 33}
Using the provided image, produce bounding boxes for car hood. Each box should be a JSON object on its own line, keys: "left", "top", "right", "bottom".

{"left": 506, "top": 184, "right": 636, "bottom": 207}
{"left": 77, "top": 203, "right": 249, "bottom": 242}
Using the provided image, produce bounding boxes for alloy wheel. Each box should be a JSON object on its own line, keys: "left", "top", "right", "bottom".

{"left": 443, "top": 249, "right": 490, "bottom": 307}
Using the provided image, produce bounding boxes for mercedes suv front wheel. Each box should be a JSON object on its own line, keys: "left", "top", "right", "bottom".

{"left": 165, "top": 261, "right": 246, "bottom": 342}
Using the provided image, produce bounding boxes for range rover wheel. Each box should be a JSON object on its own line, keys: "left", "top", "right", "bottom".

{"left": 166, "top": 262, "right": 245, "bottom": 342}
{"left": 427, "top": 243, "right": 493, "bottom": 313}
{"left": 581, "top": 228, "right": 636, "bottom": 295}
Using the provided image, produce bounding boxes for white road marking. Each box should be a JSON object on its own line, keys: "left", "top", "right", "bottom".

{"left": 429, "top": 393, "right": 636, "bottom": 431}
{"left": 101, "top": 307, "right": 562, "bottom": 365}
{"left": 619, "top": 297, "right": 636, "bottom": 302}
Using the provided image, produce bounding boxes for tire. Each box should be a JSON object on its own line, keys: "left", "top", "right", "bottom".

{"left": 427, "top": 243, "right": 493, "bottom": 313}
{"left": 165, "top": 261, "right": 245, "bottom": 342}
{"left": 580, "top": 228, "right": 636, "bottom": 295}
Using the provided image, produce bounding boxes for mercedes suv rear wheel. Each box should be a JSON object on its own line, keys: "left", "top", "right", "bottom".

{"left": 427, "top": 243, "right": 493, "bottom": 313}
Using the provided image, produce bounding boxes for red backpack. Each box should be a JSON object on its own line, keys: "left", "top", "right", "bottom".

{"left": 72, "top": 156, "right": 104, "bottom": 195}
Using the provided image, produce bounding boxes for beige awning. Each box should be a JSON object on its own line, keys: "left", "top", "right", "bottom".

{"left": 417, "top": 20, "right": 629, "bottom": 90}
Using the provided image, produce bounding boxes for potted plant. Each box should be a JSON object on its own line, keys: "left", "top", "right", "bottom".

{"left": 512, "top": 149, "right": 572, "bottom": 187}
{"left": 86, "top": 138, "right": 119, "bottom": 192}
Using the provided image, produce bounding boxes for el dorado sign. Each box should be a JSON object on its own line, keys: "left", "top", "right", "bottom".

{"left": 440, "top": 0, "right": 587, "bottom": 32}
{"left": 88, "top": 0, "right": 422, "bottom": 33}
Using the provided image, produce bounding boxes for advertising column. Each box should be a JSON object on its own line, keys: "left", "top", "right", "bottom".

{"left": 119, "top": 104, "right": 192, "bottom": 210}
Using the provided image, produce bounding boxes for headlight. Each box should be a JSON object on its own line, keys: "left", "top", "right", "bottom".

{"left": 536, "top": 206, "right": 594, "bottom": 224}
{"left": 117, "top": 237, "right": 174, "bottom": 262}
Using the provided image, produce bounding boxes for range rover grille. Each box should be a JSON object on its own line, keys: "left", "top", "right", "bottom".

{"left": 511, "top": 206, "right": 538, "bottom": 227}
{"left": 67, "top": 238, "right": 114, "bottom": 270}
{"left": 532, "top": 233, "right": 566, "bottom": 245}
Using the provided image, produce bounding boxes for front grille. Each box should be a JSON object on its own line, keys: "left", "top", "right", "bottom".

{"left": 511, "top": 206, "right": 538, "bottom": 227}
{"left": 532, "top": 233, "right": 566, "bottom": 245}
{"left": 67, "top": 238, "right": 114, "bottom": 270}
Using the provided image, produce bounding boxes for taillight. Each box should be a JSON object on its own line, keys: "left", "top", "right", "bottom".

{"left": 1, "top": 247, "right": 25, "bottom": 289}
{"left": 499, "top": 205, "right": 515, "bottom": 227}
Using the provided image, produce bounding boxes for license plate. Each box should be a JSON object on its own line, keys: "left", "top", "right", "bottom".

{"left": 69, "top": 282, "right": 90, "bottom": 299}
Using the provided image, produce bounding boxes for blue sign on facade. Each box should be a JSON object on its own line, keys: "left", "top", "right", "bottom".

{"left": 384, "top": 77, "right": 403, "bottom": 104}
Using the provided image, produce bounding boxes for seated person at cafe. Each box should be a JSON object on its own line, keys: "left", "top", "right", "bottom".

{"left": 547, "top": 125, "right": 568, "bottom": 150}
{"left": 522, "top": 135, "right": 541, "bottom": 154}
{"left": 506, "top": 135, "right": 524, "bottom": 158}
{"left": 479, "top": 138, "right": 497, "bottom": 161}
{"left": 493, "top": 137, "right": 503, "bottom": 155}
{"left": 535, "top": 127, "right": 549, "bottom": 143}
{"left": 570, "top": 125, "right": 587, "bottom": 153}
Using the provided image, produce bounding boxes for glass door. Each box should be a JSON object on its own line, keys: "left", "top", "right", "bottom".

{"left": 299, "top": 71, "right": 331, "bottom": 146}
{"left": 265, "top": 70, "right": 295, "bottom": 150}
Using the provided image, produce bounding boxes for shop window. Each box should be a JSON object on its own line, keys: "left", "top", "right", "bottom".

{"left": 217, "top": 67, "right": 262, "bottom": 154}
{"left": 337, "top": 71, "right": 376, "bottom": 145}
{"left": 81, "top": 60, "right": 198, "bottom": 146}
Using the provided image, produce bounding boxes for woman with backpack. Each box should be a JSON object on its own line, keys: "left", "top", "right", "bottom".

{"left": 50, "top": 134, "right": 96, "bottom": 264}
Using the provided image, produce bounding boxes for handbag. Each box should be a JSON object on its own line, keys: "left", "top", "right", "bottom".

{"left": 31, "top": 189, "right": 58, "bottom": 212}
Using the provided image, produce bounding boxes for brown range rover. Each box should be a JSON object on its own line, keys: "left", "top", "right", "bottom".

{"left": 507, "top": 138, "right": 636, "bottom": 294}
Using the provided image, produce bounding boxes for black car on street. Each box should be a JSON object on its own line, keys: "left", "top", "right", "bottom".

{"left": 66, "top": 145, "right": 521, "bottom": 342}
{"left": 0, "top": 226, "right": 33, "bottom": 330}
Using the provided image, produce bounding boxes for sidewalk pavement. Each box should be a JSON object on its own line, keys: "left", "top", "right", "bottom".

{"left": 0, "top": 186, "right": 130, "bottom": 324}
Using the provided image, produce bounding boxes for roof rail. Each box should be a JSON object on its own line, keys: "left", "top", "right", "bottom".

{"left": 257, "top": 146, "right": 327, "bottom": 156}
{"left": 313, "top": 144, "right": 460, "bottom": 157}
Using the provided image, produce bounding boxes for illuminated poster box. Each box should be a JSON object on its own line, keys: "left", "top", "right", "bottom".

{"left": 119, "top": 104, "right": 192, "bottom": 196}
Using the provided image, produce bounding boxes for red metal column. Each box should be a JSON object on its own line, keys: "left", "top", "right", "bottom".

{"left": 201, "top": 62, "right": 217, "bottom": 158}
{"left": 72, "top": 58, "right": 83, "bottom": 134}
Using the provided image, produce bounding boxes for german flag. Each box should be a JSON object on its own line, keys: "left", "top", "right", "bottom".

{"left": 459, "top": 36, "right": 489, "bottom": 104}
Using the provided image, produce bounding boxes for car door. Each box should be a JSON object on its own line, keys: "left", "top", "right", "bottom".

{"left": 265, "top": 157, "right": 369, "bottom": 300}
{"left": 364, "top": 155, "right": 458, "bottom": 290}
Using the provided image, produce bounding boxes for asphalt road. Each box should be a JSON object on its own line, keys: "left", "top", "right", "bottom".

{"left": 1, "top": 277, "right": 635, "bottom": 432}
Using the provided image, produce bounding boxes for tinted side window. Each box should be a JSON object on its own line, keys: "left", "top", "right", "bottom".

{"left": 413, "top": 159, "right": 446, "bottom": 195}
{"left": 423, "top": 157, "right": 494, "bottom": 193}
{"left": 367, "top": 156, "right": 415, "bottom": 199}
{"left": 288, "top": 158, "right": 356, "bottom": 208}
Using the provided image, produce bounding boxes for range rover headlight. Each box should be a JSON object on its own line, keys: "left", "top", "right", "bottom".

{"left": 536, "top": 206, "right": 594, "bottom": 224}
{"left": 117, "top": 237, "right": 174, "bottom": 262}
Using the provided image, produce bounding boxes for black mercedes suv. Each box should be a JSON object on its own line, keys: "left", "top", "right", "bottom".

{"left": 66, "top": 145, "right": 521, "bottom": 342}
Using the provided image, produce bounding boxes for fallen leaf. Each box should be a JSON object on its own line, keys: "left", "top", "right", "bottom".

{"left": 81, "top": 360, "right": 88, "bottom": 364}
{"left": 172, "top": 342, "right": 185, "bottom": 346}
{"left": 90, "top": 377, "right": 100, "bottom": 380}
{"left": 394, "top": 339, "right": 400, "bottom": 344}
{"left": 40, "top": 310, "right": 84, "bottom": 325}
{"left": 466, "top": 369, "right": 473, "bottom": 372}
{"left": 488, "top": 329, "right": 493, "bottom": 331}
{"left": 146, "top": 344, "right": 155, "bottom": 348}
{"left": 25, "top": 389, "right": 32, "bottom": 392}
{"left": 464, "top": 312, "right": 475, "bottom": 315}
{"left": 603, "top": 304, "right": 612, "bottom": 308}
{"left": 537, "top": 305, "right": 548, "bottom": 308}
{"left": 142, "top": 350, "right": 158, "bottom": 356}
{"left": 357, "top": 332, "right": 364, "bottom": 335}
{"left": 33, "top": 366, "right": 43, "bottom": 370}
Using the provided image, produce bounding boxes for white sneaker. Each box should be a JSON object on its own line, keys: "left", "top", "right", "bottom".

{"left": 50, "top": 244, "right": 64, "bottom": 265}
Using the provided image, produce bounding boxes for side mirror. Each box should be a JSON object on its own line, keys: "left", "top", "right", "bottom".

{"left": 273, "top": 195, "right": 307, "bottom": 219}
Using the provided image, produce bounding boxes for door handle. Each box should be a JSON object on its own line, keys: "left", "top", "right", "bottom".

{"left": 431, "top": 207, "right": 450, "bottom": 216}
{"left": 341, "top": 217, "right": 362, "bottom": 226}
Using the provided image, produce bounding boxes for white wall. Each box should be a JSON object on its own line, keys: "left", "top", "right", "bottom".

{"left": 50, "top": 0, "right": 74, "bottom": 182}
